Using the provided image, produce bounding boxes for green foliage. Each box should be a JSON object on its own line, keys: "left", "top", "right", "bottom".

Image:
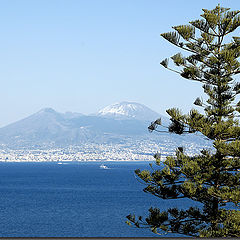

{"left": 127, "top": 5, "right": 240, "bottom": 237}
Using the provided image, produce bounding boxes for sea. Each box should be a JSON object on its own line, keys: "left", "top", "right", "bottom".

{"left": 0, "top": 161, "right": 195, "bottom": 237}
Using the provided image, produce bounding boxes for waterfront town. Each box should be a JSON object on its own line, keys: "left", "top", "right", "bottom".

{"left": 0, "top": 137, "right": 210, "bottom": 162}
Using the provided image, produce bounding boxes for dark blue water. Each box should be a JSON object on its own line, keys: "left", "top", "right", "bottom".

{"left": 0, "top": 161, "right": 194, "bottom": 237}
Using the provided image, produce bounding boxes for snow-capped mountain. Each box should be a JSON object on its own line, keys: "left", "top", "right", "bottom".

{"left": 0, "top": 102, "right": 210, "bottom": 151}
{"left": 0, "top": 103, "right": 154, "bottom": 148}
{"left": 97, "top": 101, "right": 161, "bottom": 121}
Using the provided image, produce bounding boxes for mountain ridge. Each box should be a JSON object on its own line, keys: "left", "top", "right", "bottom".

{"left": 0, "top": 102, "right": 212, "bottom": 157}
{"left": 0, "top": 102, "right": 166, "bottom": 148}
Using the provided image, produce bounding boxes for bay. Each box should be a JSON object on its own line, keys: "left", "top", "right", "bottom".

{"left": 0, "top": 161, "right": 193, "bottom": 237}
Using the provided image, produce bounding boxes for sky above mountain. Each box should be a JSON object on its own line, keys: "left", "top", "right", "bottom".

{"left": 0, "top": 0, "right": 239, "bottom": 127}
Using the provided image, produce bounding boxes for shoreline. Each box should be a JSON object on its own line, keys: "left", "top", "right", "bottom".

{"left": 0, "top": 159, "right": 158, "bottom": 163}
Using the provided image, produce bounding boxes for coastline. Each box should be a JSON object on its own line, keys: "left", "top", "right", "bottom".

{"left": 0, "top": 159, "right": 158, "bottom": 163}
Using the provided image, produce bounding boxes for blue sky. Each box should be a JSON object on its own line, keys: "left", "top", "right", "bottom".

{"left": 0, "top": 0, "right": 239, "bottom": 127}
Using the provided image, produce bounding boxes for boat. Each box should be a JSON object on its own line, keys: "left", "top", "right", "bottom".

{"left": 100, "top": 164, "right": 109, "bottom": 169}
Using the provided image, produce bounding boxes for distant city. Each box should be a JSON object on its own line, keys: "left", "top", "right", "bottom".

{"left": 0, "top": 137, "right": 211, "bottom": 162}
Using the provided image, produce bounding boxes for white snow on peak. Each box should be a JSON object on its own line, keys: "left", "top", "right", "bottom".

{"left": 97, "top": 101, "right": 160, "bottom": 121}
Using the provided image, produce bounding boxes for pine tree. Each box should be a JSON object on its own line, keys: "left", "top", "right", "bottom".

{"left": 126, "top": 5, "right": 240, "bottom": 237}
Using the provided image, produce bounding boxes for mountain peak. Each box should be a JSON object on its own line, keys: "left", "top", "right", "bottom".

{"left": 37, "top": 108, "right": 56, "bottom": 114}
{"left": 97, "top": 101, "right": 160, "bottom": 121}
